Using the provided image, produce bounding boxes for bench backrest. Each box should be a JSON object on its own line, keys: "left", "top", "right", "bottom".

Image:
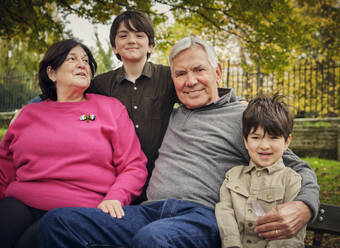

{"left": 306, "top": 203, "right": 340, "bottom": 247}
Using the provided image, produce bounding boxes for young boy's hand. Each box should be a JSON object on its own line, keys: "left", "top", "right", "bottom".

{"left": 98, "top": 200, "right": 125, "bottom": 218}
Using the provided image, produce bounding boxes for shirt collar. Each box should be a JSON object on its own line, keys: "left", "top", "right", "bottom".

{"left": 141, "top": 61, "right": 153, "bottom": 78}
{"left": 244, "top": 158, "right": 285, "bottom": 174}
{"left": 117, "top": 62, "right": 153, "bottom": 84}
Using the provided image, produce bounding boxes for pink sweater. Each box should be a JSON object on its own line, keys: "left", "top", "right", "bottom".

{"left": 0, "top": 94, "right": 147, "bottom": 210}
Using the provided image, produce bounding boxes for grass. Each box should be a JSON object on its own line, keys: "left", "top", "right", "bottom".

{"left": 303, "top": 157, "right": 340, "bottom": 205}
{"left": 302, "top": 157, "right": 340, "bottom": 248}
{"left": 0, "top": 128, "right": 6, "bottom": 141}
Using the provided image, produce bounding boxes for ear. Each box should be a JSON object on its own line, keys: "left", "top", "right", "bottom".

{"left": 284, "top": 134, "right": 292, "bottom": 150}
{"left": 147, "top": 44, "right": 154, "bottom": 54}
{"left": 243, "top": 137, "right": 249, "bottom": 150}
{"left": 216, "top": 63, "right": 222, "bottom": 85}
{"left": 112, "top": 47, "right": 118, "bottom": 55}
{"left": 47, "top": 66, "right": 56, "bottom": 83}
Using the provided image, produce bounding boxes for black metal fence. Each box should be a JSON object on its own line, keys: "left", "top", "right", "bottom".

{"left": 223, "top": 60, "right": 340, "bottom": 118}
{"left": 0, "top": 73, "right": 41, "bottom": 112}
{"left": 0, "top": 60, "right": 339, "bottom": 117}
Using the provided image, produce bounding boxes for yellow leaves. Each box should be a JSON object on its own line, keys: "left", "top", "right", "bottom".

{"left": 321, "top": 108, "right": 329, "bottom": 115}
{"left": 227, "top": 59, "right": 339, "bottom": 117}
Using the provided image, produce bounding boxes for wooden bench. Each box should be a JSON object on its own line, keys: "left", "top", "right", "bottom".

{"left": 306, "top": 203, "right": 340, "bottom": 247}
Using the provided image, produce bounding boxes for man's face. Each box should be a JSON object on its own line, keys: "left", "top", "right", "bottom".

{"left": 172, "top": 45, "right": 221, "bottom": 109}
{"left": 113, "top": 22, "right": 153, "bottom": 63}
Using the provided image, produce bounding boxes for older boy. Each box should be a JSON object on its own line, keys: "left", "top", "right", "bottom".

{"left": 215, "top": 95, "right": 306, "bottom": 248}
{"left": 87, "top": 10, "right": 177, "bottom": 202}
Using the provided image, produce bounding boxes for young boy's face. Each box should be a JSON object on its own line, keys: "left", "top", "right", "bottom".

{"left": 113, "top": 22, "right": 153, "bottom": 63}
{"left": 244, "top": 126, "right": 291, "bottom": 168}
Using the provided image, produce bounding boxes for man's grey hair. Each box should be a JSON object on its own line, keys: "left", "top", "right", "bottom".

{"left": 169, "top": 36, "right": 218, "bottom": 72}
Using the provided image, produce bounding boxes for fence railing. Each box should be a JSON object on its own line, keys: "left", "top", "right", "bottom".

{"left": 223, "top": 59, "right": 340, "bottom": 118}
{"left": 0, "top": 60, "right": 339, "bottom": 117}
{"left": 0, "top": 73, "right": 41, "bottom": 112}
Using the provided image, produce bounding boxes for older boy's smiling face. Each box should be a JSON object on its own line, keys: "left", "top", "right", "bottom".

{"left": 113, "top": 22, "right": 153, "bottom": 63}
{"left": 244, "top": 126, "right": 291, "bottom": 168}
{"left": 171, "top": 45, "right": 221, "bottom": 109}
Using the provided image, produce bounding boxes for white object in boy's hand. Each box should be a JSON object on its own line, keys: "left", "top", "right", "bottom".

{"left": 251, "top": 200, "right": 265, "bottom": 217}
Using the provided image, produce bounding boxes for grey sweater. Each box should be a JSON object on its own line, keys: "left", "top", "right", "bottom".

{"left": 146, "top": 89, "right": 320, "bottom": 221}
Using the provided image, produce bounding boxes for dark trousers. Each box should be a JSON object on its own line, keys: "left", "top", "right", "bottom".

{"left": 0, "top": 197, "right": 46, "bottom": 248}
{"left": 39, "top": 199, "right": 221, "bottom": 248}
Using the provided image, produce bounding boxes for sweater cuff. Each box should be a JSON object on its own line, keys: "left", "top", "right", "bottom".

{"left": 104, "top": 189, "right": 130, "bottom": 206}
{"left": 295, "top": 193, "right": 320, "bottom": 223}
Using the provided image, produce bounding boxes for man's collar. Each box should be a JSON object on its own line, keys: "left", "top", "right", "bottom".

{"left": 210, "top": 88, "right": 236, "bottom": 106}
{"left": 218, "top": 87, "right": 231, "bottom": 97}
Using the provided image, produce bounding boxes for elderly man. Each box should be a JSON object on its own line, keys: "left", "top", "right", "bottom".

{"left": 38, "top": 36, "right": 319, "bottom": 248}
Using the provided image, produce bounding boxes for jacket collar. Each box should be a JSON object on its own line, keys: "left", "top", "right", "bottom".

{"left": 244, "top": 158, "right": 285, "bottom": 175}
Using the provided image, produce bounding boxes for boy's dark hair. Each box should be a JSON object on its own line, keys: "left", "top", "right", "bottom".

{"left": 110, "top": 10, "right": 155, "bottom": 61}
{"left": 242, "top": 94, "right": 294, "bottom": 141}
{"left": 39, "top": 39, "right": 97, "bottom": 101}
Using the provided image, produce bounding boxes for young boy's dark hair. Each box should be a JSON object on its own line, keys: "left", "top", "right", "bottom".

{"left": 109, "top": 10, "right": 155, "bottom": 61}
{"left": 242, "top": 94, "right": 294, "bottom": 141}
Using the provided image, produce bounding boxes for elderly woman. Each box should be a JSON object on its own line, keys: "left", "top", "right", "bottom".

{"left": 0, "top": 39, "right": 147, "bottom": 248}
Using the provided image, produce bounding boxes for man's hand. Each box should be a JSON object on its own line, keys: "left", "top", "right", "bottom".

{"left": 254, "top": 201, "right": 311, "bottom": 241}
{"left": 97, "top": 200, "right": 125, "bottom": 218}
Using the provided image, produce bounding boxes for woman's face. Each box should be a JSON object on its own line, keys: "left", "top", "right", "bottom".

{"left": 47, "top": 45, "right": 91, "bottom": 100}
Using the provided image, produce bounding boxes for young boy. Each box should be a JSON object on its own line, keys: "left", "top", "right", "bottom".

{"left": 215, "top": 94, "right": 306, "bottom": 248}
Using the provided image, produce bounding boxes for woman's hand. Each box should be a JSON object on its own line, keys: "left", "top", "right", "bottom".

{"left": 97, "top": 200, "right": 125, "bottom": 218}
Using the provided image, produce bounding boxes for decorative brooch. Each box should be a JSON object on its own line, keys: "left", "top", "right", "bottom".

{"left": 80, "top": 114, "right": 96, "bottom": 122}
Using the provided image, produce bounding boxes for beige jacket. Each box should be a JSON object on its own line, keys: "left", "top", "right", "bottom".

{"left": 215, "top": 159, "right": 305, "bottom": 248}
